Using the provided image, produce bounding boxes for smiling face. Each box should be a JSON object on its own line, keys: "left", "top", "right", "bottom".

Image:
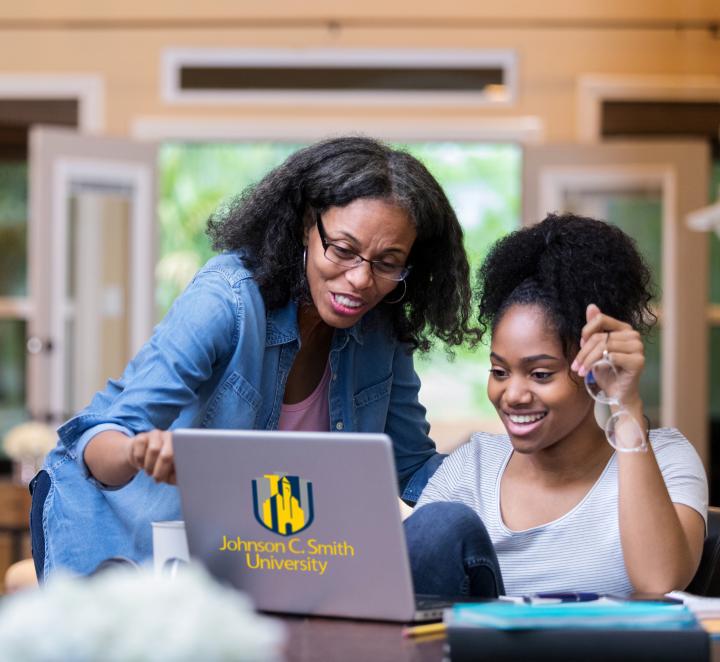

{"left": 304, "top": 198, "right": 416, "bottom": 329}
{"left": 488, "top": 303, "right": 599, "bottom": 454}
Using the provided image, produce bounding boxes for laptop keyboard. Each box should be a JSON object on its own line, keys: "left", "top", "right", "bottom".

{"left": 415, "top": 595, "right": 455, "bottom": 610}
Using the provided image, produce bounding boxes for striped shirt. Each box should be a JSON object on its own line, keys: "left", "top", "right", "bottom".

{"left": 416, "top": 428, "right": 708, "bottom": 596}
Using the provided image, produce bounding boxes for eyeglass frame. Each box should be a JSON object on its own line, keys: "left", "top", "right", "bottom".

{"left": 314, "top": 211, "right": 412, "bottom": 282}
{"left": 584, "top": 355, "right": 648, "bottom": 453}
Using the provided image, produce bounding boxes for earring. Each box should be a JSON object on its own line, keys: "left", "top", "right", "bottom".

{"left": 384, "top": 280, "right": 407, "bottom": 304}
{"left": 302, "top": 248, "right": 307, "bottom": 273}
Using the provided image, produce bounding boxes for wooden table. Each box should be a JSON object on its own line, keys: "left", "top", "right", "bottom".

{"left": 279, "top": 615, "right": 720, "bottom": 662}
{"left": 280, "top": 615, "right": 444, "bottom": 662}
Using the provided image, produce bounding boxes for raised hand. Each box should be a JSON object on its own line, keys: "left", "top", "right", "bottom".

{"left": 571, "top": 303, "right": 645, "bottom": 408}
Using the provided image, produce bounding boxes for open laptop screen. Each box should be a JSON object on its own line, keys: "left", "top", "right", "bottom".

{"left": 174, "top": 429, "right": 420, "bottom": 621}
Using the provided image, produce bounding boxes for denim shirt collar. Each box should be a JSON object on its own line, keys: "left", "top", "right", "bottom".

{"left": 265, "top": 300, "right": 365, "bottom": 347}
{"left": 265, "top": 301, "right": 300, "bottom": 346}
{"left": 341, "top": 321, "right": 364, "bottom": 346}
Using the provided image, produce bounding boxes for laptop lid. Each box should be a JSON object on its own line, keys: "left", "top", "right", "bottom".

{"left": 173, "top": 429, "right": 420, "bottom": 622}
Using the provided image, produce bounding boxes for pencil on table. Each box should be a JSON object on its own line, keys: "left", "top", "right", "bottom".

{"left": 401, "top": 622, "right": 447, "bottom": 638}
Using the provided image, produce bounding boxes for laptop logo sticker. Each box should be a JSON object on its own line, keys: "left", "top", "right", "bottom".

{"left": 252, "top": 473, "right": 315, "bottom": 536}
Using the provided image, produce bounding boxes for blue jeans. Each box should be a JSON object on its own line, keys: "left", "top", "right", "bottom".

{"left": 29, "top": 470, "right": 51, "bottom": 581}
{"left": 404, "top": 501, "right": 505, "bottom": 597}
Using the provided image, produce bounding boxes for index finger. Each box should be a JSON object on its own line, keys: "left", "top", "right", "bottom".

{"left": 128, "top": 433, "right": 150, "bottom": 470}
{"left": 580, "top": 309, "right": 630, "bottom": 344}
{"left": 151, "top": 431, "right": 175, "bottom": 483}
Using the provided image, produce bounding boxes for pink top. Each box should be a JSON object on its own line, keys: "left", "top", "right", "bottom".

{"left": 277, "top": 361, "right": 331, "bottom": 432}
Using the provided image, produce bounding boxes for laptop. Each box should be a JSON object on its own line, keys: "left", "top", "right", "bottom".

{"left": 173, "top": 428, "right": 451, "bottom": 622}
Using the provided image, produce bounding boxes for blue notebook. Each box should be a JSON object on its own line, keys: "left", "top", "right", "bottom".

{"left": 449, "top": 601, "right": 699, "bottom": 630}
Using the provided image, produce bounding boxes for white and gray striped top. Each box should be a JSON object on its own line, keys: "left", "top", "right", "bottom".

{"left": 416, "top": 428, "right": 708, "bottom": 596}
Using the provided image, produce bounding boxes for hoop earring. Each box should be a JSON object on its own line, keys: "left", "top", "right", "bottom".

{"left": 302, "top": 248, "right": 307, "bottom": 273}
{"left": 384, "top": 280, "right": 406, "bottom": 304}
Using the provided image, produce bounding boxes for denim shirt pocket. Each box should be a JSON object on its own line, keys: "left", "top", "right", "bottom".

{"left": 352, "top": 373, "right": 392, "bottom": 430}
{"left": 202, "top": 370, "right": 262, "bottom": 429}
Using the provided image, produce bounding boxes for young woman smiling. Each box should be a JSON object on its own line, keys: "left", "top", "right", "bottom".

{"left": 32, "top": 137, "right": 479, "bottom": 579}
{"left": 405, "top": 213, "right": 707, "bottom": 598}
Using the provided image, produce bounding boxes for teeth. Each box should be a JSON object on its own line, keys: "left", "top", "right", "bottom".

{"left": 334, "top": 294, "right": 362, "bottom": 308}
{"left": 508, "top": 413, "right": 546, "bottom": 424}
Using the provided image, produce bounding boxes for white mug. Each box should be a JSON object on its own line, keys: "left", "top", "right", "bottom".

{"left": 151, "top": 520, "right": 190, "bottom": 575}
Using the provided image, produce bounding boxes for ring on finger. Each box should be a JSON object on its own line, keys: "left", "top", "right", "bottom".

{"left": 603, "top": 330, "right": 611, "bottom": 361}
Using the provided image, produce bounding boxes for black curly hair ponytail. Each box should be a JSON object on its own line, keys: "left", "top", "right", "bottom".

{"left": 477, "top": 213, "right": 656, "bottom": 358}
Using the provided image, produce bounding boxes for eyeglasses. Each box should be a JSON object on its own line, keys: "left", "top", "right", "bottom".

{"left": 315, "top": 212, "right": 411, "bottom": 282}
{"left": 584, "top": 355, "right": 647, "bottom": 453}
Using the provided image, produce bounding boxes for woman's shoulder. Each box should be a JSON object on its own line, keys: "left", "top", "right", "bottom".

{"left": 445, "top": 431, "right": 511, "bottom": 467}
{"left": 468, "top": 430, "right": 512, "bottom": 450}
{"left": 649, "top": 427, "right": 708, "bottom": 519}
{"left": 161, "top": 253, "right": 271, "bottom": 345}
{"left": 198, "top": 252, "right": 256, "bottom": 287}
{"left": 650, "top": 427, "right": 696, "bottom": 450}
{"left": 649, "top": 427, "right": 705, "bottom": 470}
{"left": 190, "top": 253, "right": 267, "bottom": 315}
{"left": 423, "top": 431, "right": 510, "bottom": 499}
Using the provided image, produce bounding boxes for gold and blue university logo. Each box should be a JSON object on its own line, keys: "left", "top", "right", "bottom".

{"left": 252, "top": 474, "right": 315, "bottom": 536}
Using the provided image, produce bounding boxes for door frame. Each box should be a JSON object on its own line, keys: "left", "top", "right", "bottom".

{"left": 0, "top": 74, "right": 103, "bottom": 327}
{"left": 28, "top": 127, "right": 156, "bottom": 422}
{"left": 524, "top": 141, "right": 711, "bottom": 464}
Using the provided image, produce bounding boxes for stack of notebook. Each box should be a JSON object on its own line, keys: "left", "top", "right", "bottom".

{"left": 669, "top": 591, "right": 720, "bottom": 635}
{"left": 445, "top": 600, "right": 710, "bottom": 661}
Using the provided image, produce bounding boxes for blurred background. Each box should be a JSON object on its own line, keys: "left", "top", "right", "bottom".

{"left": 1, "top": 1, "right": 720, "bottom": 578}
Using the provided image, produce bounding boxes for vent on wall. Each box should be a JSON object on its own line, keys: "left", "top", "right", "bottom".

{"left": 601, "top": 100, "right": 720, "bottom": 157}
{"left": 0, "top": 99, "right": 78, "bottom": 159}
{"left": 162, "top": 49, "right": 516, "bottom": 106}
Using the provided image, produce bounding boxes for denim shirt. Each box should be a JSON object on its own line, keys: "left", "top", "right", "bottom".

{"left": 40, "top": 253, "right": 444, "bottom": 577}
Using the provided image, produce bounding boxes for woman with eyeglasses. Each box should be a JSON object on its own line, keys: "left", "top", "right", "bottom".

{"left": 33, "top": 136, "right": 478, "bottom": 579}
{"left": 405, "top": 213, "right": 707, "bottom": 597}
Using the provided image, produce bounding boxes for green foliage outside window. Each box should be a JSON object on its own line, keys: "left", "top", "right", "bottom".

{"left": 157, "top": 143, "right": 304, "bottom": 314}
{"left": 710, "top": 163, "right": 720, "bottom": 305}
{"left": 0, "top": 162, "right": 29, "bottom": 443}
{"left": 0, "top": 162, "right": 28, "bottom": 297}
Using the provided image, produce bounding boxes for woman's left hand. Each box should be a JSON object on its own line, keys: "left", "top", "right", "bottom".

{"left": 571, "top": 303, "right": 645, "bottom": 407}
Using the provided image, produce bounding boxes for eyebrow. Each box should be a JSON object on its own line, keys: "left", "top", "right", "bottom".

{"left": 490, "top": 352, "right": 562, "bottom": 364}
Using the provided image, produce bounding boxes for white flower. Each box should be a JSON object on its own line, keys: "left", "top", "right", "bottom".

{"left": 2, "top": 422, "right": 56, "bottom": 461}
{"left": 0, "top": 564, "right": 285, "bottom": 661}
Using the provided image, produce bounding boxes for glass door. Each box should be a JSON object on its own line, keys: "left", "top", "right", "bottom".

{"left": 28, "top": 127, "right": 157, "bottom": 424}
{"left": 0, "top": 161, "right": 31, "bottom": 438}
{"left": 524, "top": 141, "right": 710, "bottom": 465}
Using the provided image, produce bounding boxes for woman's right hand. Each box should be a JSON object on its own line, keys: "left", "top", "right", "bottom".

{"left": 127, "top": 429, "right": 176, "bottom": 484}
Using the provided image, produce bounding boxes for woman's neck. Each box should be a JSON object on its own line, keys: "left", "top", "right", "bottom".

{"left": 500, "top": 413, "right": 614, "bottom": 532}
{"left": 297, "top": 304, "right": 333, "bottom": 349}
{"left": 510, "top": 409, "right": 613, "bottom": 486}
{"left": 283, "top": 305, "right": 334, "bottom": 405}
